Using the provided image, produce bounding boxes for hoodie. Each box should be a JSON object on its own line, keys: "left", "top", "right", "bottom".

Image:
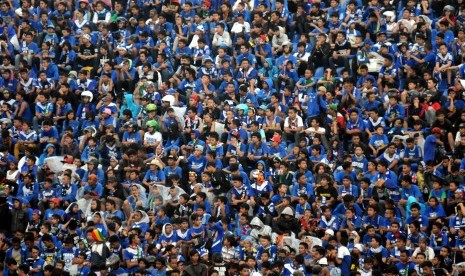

{"left": 156, "top": 223, "right": 178, "bottom": 250}
{"left": 250, "top": 217, "right": 272, "bottom": 242}
{"left": 18, "top": 179, "right": 39, "bottom": 204}
{"left": 406, "top": 196, "right": 426, "bottom": 220}
{"left": 38, "top": 143, "right": 56, "bottom": 167}
{"left": 65, "top": 202, "right": 83, "bottom": 223}
{"left": 258, "top": 58, "right": 278, "bottom": 79}
{"left": 256, "top": 77, "right": 276, "bottom": 105}
{"left": 11, "top": 198, "right": 28, "bottom": 232}
{"left": 120, "top": 93, "right": 140, "bottom": 119}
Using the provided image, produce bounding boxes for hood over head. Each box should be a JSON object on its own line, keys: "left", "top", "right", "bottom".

{"left": 281, "top": 207, "right": 294, "bottom": 216}
{"left": 162, "top": 223, "right": 173, "bottom": 237}
{"left": 250, "top": 217, "right": 265, "bottom": 228}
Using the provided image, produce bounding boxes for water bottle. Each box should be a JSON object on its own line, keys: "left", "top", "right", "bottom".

{"left": 322, "top": 196, "right": 326, "bottom": 206}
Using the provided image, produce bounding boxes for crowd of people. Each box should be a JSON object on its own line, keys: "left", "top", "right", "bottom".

{"left": 1, "top": 0, "right": 465, "bottom": 275}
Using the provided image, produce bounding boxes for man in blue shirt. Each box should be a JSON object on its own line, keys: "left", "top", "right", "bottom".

{"left": 186, "top": 145, "right": 207, "bottom": 174}
{"left": 377, "top": 54, "right": 398, "bottom": 92}
{"left": 38, "top": 119, "right": 59, "bottom": 151}
{"left": 399, "top": 175, "right": 423, "bottom": 208}
{"left": 424, "top": 127, "right": 444, "bottom": 162}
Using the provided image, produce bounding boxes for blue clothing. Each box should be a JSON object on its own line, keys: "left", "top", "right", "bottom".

{"left": 423, "top": 134, "right": 438, "bottom": 162}
{"left": 401, "top": 185, "right": 423, "bottom": 202}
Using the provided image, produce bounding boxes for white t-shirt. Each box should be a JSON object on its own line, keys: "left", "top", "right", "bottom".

{"left": 144, "top": 131, "right": 162, "bottom": 145}
{"left": 337, "top": 245, "right": 351, "bottom": 260}
{"left": 284, "top": 115, "right": 304, "bottom": 129}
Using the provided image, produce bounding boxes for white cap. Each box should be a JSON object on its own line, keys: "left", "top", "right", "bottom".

{"left": 354, "top": 244, "right": 364, "bottom": 252}
{"left": 194, "top": 145, "right": 204, "bottom": 152}
{"left": 325, "top": 229, "right": 334, "bottom": 236}
{"left": 459, "top": 79, "right": 465, "bottom": 89}
{"left": 318, "top": 257, "right": 328, "bottom": 265}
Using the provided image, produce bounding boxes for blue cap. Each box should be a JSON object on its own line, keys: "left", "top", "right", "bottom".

{"left": 363, "top": 38, "right": 373, "bottom": 45}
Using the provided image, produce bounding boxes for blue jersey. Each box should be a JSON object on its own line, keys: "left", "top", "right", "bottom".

{"left": 319, "top": 216, "right": 340, "bottom": 231}
{"left": 123, "top": 246, "right": 144, "bottom": 273}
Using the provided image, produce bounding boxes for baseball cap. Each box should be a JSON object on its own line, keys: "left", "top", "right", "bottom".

{"left": 102, "top": 108, "right": 112, "bottom": 115}
{"left": 271, "top": 136, "right": 281, "bottom": 143}
{"left": 191, "top": 94, "right": 199, "bottom": 101}
{"left": 432, "top": 127, "right": 442, "bottom": 135}
{"left": 363, "top": 38, "right": 373, "bottom": 45}
{"left": 87, "top": 174, "right": 98, "bottom": 181}
{"left": 50, "top": 198, "right": 60, "bottom": 205}
{"left": 354, "top": 244, "right": 364, "bottom": 252}
{"left": 328, "top": 103, "right": 338, "bottom": 111}
{"left": 325, "top": 229, "right": 334, "bottom": 236}
{"left": 425, "top": 90, "right": 436, "bottom": 97}
{"left": 61, "top": 155, "right": 73, "bottom": 164}
{"left": 272, "top": 156, "right": 282, "bottom": 163}
{"left": 194, "top": 145, "right": 204, "bottom": 152}
{"left": 318, "top": 258, "right": 328, "bottom": 265}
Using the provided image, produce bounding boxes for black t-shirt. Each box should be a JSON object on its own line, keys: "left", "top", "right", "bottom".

{"left": 315, "top": 185, "right": 338, "bottom": 201}
{"left": 333, "top": 40, "right": 351, "bottom": 55}
{"left": 221, "top": 93, "right": 239, "bottom": 105}
{"left": 79, "top": 44, "right": 97, "bottom": 67}
{"left": 334, "top": 40, "right": 350, "bottom": 54}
